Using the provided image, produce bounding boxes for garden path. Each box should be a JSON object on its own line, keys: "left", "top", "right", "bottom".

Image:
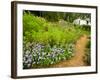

{"left": 51, "top": 35, "right": 88, "bottom": 67}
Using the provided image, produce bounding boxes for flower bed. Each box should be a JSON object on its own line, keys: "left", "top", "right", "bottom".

{"left": 23, "top": 42, "right": 75, "bottom": 69}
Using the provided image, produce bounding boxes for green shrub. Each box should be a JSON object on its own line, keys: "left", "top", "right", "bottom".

{"left": 23, "top": 12, "right": 87, "bottom": 45}
{"left": 82, "top": 25, "right": 91, "bottom": 31}
{"left": 84, "top": 40, "right": 91, "bottom": 65}
{"left": 86, "top": 40, "right": 91, "bottom": 48}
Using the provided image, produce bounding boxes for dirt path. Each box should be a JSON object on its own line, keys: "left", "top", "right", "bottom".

{"left": 51, "top": 35, "right": 88, "bottom": 67}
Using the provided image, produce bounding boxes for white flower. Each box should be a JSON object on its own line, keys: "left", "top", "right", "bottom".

{"left": 25, "top": 50, "right": 30, "bottom": 54}
{"left": 27, "top": 63, "right": 31, "bottom": 67}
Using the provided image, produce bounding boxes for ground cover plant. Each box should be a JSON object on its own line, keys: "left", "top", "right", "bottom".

{"left": 23, "top": 11, "right": 91, "bottom": 69}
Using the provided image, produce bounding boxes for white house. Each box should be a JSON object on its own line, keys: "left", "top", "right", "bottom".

{"left": 73, "top": 18, "right": 91, "bottom": 26}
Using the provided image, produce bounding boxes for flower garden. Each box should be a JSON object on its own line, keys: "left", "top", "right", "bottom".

{"left": 23, "top": 11, "right": 90, "bottom": 69}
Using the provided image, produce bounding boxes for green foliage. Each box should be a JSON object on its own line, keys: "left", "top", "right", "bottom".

{"left": 23, "top": 12, "right": 90, "bottom": 68}
{"left": 86, "top": 40, "right": 91, "bottom": 48}
{"left": 23, "top": 12, "right": 88, "bottom": 49}
{"left": 82, "top": 25, "right": 91, "bottom": 31}
{"left": 23, "top": 12, "right": 83, "bottom": 45}
{"left": 42, "top": 12, "right": 60, "bottom": 22}
{"left": 84, "top": 40, "right": 91, "bottom": 65}
{"left": 23, "top": 12, "right": 48, "bottom": 33}
{"left": 30, "top": 11, "right": 91, "bottom": 23}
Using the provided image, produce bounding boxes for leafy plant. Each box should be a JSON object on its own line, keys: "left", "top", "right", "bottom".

{"left": 83, "top": 40, "right": 91, "bottom": 65}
